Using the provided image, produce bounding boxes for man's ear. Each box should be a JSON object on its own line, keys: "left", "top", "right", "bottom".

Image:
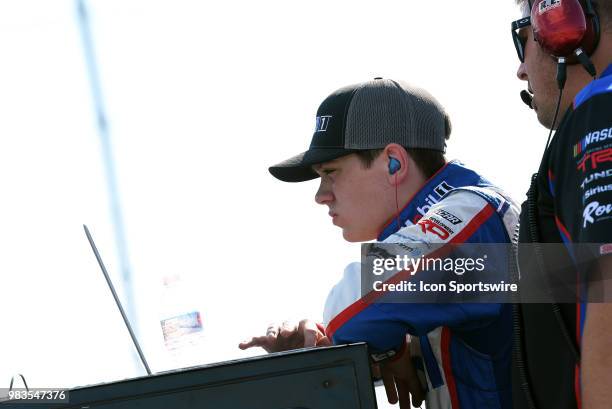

{"left": 383, "top": 144, "right": 410, "bottom": 185}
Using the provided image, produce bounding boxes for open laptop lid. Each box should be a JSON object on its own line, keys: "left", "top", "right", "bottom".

{"left": 83, "top": 224, "right": 152, "bottom": 375}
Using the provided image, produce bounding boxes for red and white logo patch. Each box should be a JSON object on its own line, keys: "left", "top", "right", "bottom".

{"left": 599, "top": 243, "right": 612, "bottom": 256}
{"left": 417, "top": 217, "right": 452, "bottom": 240}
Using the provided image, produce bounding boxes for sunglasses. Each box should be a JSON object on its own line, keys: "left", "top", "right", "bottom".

{"left": 511, "top": 16, "right": 531, "bottom": 62}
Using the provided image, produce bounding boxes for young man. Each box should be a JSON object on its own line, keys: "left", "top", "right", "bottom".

{"left": 241, "top": 78, "right": 520, "bottom": 408}
{"left": 510, "top": 0, "right": 612, "bottom": 408}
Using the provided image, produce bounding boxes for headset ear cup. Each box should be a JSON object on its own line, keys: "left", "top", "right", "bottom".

{"left": 532, "top": 0, "right": 587, "bottom": 56}
{"left": 531, "top": 0, "right": 600, "bottom": 62}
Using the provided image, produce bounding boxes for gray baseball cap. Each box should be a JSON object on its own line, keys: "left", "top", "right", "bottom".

{"left": 269, "top": 78, "right": 451, "bottom": 182}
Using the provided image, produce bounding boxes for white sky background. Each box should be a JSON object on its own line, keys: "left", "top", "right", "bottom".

{"left": 0, "top": 0, "right": 545, "bottom": 406}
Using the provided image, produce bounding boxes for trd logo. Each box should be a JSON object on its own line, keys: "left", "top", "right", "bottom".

{"left": 577, "top": 148, "right": 612, "bottom": 172}
{"left": 417, "top": 218, "right": 451, "bottom": 240}
{"left": 315, "top": 116, "right": 332, "bottom": 132}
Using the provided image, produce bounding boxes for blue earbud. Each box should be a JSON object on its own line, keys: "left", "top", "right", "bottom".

{"left": 388, "top": 157, "right": 401, "bottom": 175}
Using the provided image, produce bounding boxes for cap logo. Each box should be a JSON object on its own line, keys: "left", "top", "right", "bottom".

{"left": 315, "top": 115, "right": 332, "bottom": 132}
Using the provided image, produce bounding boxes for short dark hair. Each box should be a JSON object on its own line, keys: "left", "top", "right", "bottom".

{"left": 355, "top": 148, "right": 446, "bottom": 179}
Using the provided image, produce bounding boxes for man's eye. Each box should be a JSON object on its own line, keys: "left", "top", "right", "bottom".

{"left": 322, "top": 169, "right": 335, "bottom": 175}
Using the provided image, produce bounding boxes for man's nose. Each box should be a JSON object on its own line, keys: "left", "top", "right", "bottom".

{"left": 517, "top": 62, "right": 528, "bottom": 81}
{"left": 315, "top": 181, "right": 333, "bottom": 205}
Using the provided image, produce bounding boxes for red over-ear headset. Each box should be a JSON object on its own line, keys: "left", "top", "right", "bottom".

{"left": 530, "top": 0, "right": 600, "bottom": 70}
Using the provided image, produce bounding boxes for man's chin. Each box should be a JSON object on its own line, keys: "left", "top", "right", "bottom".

{"left": 343, "top": 236, "right": 362, "bottom": 243}
{"left": 342, "top": 230, "right": 358, "bottom": 242}
{"left": 534, "top": 99, "right": 566, "bottom": 130}
{"left": 538, "top": 113, "right": 558, "bottom": 130}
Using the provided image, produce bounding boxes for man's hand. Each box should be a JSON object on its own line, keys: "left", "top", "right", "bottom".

{"left": 238, "top": 319, "right": 331, "bottom": 353}
{"left": 372, "top": 341, "right": 425, "bottom": 409}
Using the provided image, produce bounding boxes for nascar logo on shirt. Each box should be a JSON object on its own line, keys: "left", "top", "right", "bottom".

{"left": 573, "top": 126, "right": 612, "bottom": 157}
{"left": 583, "top": 201, "right": 612, "bottom": 227}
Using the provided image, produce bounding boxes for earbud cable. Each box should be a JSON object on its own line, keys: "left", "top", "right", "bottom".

{"left": 394, "top": 173, "right": 402, "bottom": 232}
{"left": 544, "top": 86, "right": 564, "bottom": 152}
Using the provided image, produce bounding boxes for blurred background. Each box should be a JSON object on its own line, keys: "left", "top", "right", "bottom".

{"left": 0, "top": 0, "right": 545, "bottom": 407}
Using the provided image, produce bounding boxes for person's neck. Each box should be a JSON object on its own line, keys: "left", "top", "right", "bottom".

{"left": 592, "top": 33, "right": 612, "bottom": 75}
{"left": 396, "top": 170, "right": 429, "bottom": 211}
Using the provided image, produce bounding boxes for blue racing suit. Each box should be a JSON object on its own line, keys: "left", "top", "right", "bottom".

{"left": 322, "top": 160, "right": 519, "bottom": 409}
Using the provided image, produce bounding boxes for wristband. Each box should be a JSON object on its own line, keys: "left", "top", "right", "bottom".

{"left": 370, "top": 338, "right": 408, "bottom": 363}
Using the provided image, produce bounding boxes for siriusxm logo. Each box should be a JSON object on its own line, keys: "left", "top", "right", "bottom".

{"left": 315, "top": 116, "right": 332, "bottom": 132}
{"left": 584, "top": 184, "right": 612, "bottom": 201}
